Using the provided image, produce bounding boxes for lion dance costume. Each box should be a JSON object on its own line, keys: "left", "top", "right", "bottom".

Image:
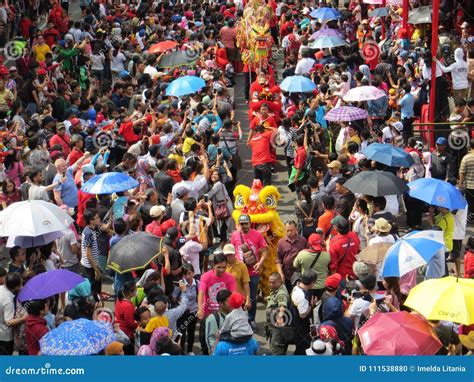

{"left": 233, "top": 180, "right": 284, "bottom": 297}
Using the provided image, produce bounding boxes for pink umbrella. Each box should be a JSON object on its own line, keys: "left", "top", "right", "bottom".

{"left": 325, "top": 106, "right": 368, "bottom": 122}
{"left": 358, "top": 312, "right": 442, "bottom": 355}
{"left": 343, "top": 86, "right": 387, "bottom": 102}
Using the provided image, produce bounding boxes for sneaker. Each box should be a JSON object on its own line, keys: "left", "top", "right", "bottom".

{"left": 188, "top": 352, "right": 195, "bottom": 356}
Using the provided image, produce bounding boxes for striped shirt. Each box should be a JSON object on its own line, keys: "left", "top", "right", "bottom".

{"left": 460, "top": 152, "right": 474, "bottom": 189}
{"left": 81, "top": 226, "right": 100, "bottom": 269}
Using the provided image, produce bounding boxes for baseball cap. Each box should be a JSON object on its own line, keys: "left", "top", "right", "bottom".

{"left": 70, "top": 117, "right": 81, "bottom": 126}
{"left": 37, "top": 68, "right": 47, "bottom": 76}
{"left": 436, "top": 137, "right": 448, "bottom": 145}
{"left": 150, "top": 205, "right": 166, "bottom": 218}
{"left": 331, "top": 215, "right": 346, "bottom": 227}
{"left": 223, "top": 244, "right": 235, "bottom": 255}
{"left": 308, "top": 233, "right": 323, "bottom": 252}
{"left": 228, "top": 292, "right": 245, "bottom": 309}
{"left": 175, "top": 186, "right": 189, "bottom": 198}
{"left": 9, "top": 66, "right": 17, "bottom": 72}
{"left": 238, "top": 214, "right": 251, "bottom": 224}
{"left": 327, "top": 160, "right": 342, "bottom": 170}
{"left": 325, "top": 273, "right": 342, "bottom": 290}
{"left": 42, "top": 116, "right": 56, "bottom": 125}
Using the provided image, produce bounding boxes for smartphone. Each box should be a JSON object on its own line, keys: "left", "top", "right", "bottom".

{"left": 217, "top": 148, "right": 222, "bottom": 155}
{"left": 175, "top": 332, "right": 183, "bottom": 342}
{"left": 351, "top": 291, "right": 362, "bottom": 299}
{"left": 204, "top": 194, "right": 209, "bottom": 202}
{"left": 309, "top": 324, "right": 318, "bottom": 338}
{"left": 173, "top": 281, "right": 181, "bottom": 286}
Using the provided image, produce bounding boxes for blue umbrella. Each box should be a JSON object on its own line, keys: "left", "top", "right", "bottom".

{"left": 165, "top": 75, "right": 206, "bottom": 97}
{"left": 82, "top": 172, "right": 139, "bottom": 195}
{"left": 280, "top": 75, "right": 316, "bottom": 93}
{"left": 363, "top": 142, "right": 415, "bottom": 168}
{"left": 309, "top": 36, "right": 347, "bottom": 49}
{"left": 40, "top": 319, "right": 115, "bottom": 355}
{"left": 310, "top": 7, "right": 341, "bottom": 21}
{"left": 408, "top": 178, "right": 467, "bottom": 210}
{"left": 382, "top": 230, "right": 445, "bottom": 277}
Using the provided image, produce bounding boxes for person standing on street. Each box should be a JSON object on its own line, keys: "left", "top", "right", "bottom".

{"left": 81, "top": 209, "right": 102, "bottom": 296}
{"left": 248, "top": 125, "right": 274, "bottom": 186}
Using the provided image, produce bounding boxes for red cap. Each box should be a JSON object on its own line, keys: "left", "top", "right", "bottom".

{"left": 228, "top": 292, "right": 245, "bottom": 309}
{"left": 145, "top": 114, "right": 153, "bottom": 124}
{"left": 0, "top": 66, "right": 8, "bottom": 75}
{"left": 325, "top": 273, "right": 342, "bottom": 290}
{"left": 308, "top": 233, "right": 323, "bottom": 252}
{"left": 70, "top": 118, "right": 81, "bottom": 126}
{"left": 50, "top": 150, "right": 64, "bottom": 161}
{"left": 37, "top": 68, "right": 47, "bottom": 76}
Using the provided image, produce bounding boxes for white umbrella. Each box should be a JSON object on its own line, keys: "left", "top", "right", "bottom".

{"left": 363, "top": 0, "right": 383, "bottom": 4}
{"left": 7, "top": 230, "right": 66, "bottom": 248}
{"left": 343, "top": 86, "right": 387, "bottom": 102}
{"left": 0, "top": 201, "right": 74, "bottom": 237}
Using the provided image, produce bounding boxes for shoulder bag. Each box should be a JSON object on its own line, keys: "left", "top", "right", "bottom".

{"left": 213, "top": 183, "right": 231, "bottom": 220}
{"left": 240, "top": 232, "right": 258, "bottom": 267}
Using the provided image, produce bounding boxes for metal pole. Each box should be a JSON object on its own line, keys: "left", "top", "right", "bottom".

{"left": 428, "top": 0, "right": 440, "bottom": 127}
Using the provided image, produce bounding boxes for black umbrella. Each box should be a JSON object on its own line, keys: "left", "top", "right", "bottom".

{"left": 107, "top": 232, "right": 162, "bottom": 274}
{"left": 157, "top": 49, "right": 200, "bottom": 68}
{"left": 344, "top": 171, "right": 408, "bottom": 197}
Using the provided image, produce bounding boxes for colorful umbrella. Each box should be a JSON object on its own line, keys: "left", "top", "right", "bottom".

{"left": 309, "top": 36, "right": 347, "bottom": 49}
{"left": 381, "top": 230, "right": 445, "bottom": 277}
{"left": 18, "top": 269, "right": 84, "bottom": 302}
{"left": 405, "top": 277, "right": 474, "bottom": 325}
{"left": 158, "top": 49, "right": 200, "bottom": 68}
{"left": 325, "top": 106, "right": 368, "bottom": 122}
{"left": 310, "top": 28, "right": 342, "bottom": 39}
{"left": 343, "top": 171, "right": 408, "bottom": 197}
{"left": 107, "top": 232, "right": 162, "bottom": 274}
{"left": 358, "top": 243, "right": 392, "bottom": 264}
{"left": 358, "top": 312, "right": 442, "bottom": 355}
{"left": 279, "top": 75, "right": 316, "bottom": 93}
{"left": 0, "top": 200, "right": 74, "bottom": 237}
{"left": 82, "top": 172, "right": 139, "bottom": 195}
{"left": 310, "top": 7, "right": 341, "bottom": 21}
{"left": 40, "top": 319, "right": 115, "bottom": 355}
{"left": 407, "top": 178, "right": 467, "bottom": 210}
{"left": 363, "top": 142, "right": 415, "bottom": 167}
{"left": 148, "top": 40, "right": 178, "bottom": 54}
{"left": 343, "top": 86, "right": 387, "bottom": 102}
{"left": 165, "top": 75, "right": 206, "bottom": 97}
{"left": 408, "top": 6, "right": 432, "bottom": 24}
{"left": 6, "top": 230, "right": 65, "bottom": 248}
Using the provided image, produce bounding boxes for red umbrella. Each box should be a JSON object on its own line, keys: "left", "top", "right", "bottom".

{"left": 148, "top": 41, "right": 178, "bottom": 54}
{"left": 358, "top": 311, "right": 442, "bottom": 355}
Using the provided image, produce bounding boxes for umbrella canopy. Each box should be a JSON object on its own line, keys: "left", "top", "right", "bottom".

{"left": 343, "top": 86, "right": 386, "bottom": 102}
{"left": 309, "top": 36, "right": 347, "bottom": 49}
{"left": 358, "top": 312, "right": 442, "bottom": 355}
{"left": 107, "top": 232, "right": 162, "bottom": 274}
{"left": 279, "top": 75, "right": 316, "bottom": 93}
{"left": 18, "top": 269, "right": 84, "bottom": 302}
{"left": 363, "top": 142, "right": 415, "bottom": 167}
{"left": 310, "top": 28, "right": 342, "bottom": 39}
{"left": 40, "top": 319, "right": 115, "bottom": 355}
{"left": 405, "top": 277, "right": 474, "bottom": 325}
{"left": 310, "top": 7, "right": 341, "bottom": 21}
{"left": 358, "top": 243, "right": 392, "bottom": 264}
{"left": 343, "top": 171, "right": 408, "bottom": 197}
{"left": 158, "top": 49, "right": 200, "bottom": 68}
{"left": 363, "top": 0, "right": 383, "bottom": 3}
{"left": 381, "top": 230, "right": 445, "bottom": 277}
{"left": 408, "top": 178, "right": 467, "bottom": 210}
{"left": 408, "top": 6, "right": 432, "bottom": 24}
{"left": 165, "top": 75, "right": 206, "bottom": 97}
{"left": 325, "top": 106, "right": 368, "bottom": 122}
{"left": 6, "top": 230, "right": 65, "bottom": 248}
{"left": 369, "top": 7, "right": 389, "bottom": 17}
{"left": 82, "top": 172, "right": 139, "bottom": 195}
{"left": 148, "top": 40, "right": 177, "bottom": 54}
{"left": 0, "top": 201, "right": 74, "bottom": 237}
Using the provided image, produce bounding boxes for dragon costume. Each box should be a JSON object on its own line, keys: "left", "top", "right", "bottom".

{"left": 233, "top": 180, "right": 284, "bottom": 297}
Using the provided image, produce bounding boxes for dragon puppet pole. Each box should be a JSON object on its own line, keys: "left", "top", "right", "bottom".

{"left": 428, "top": 0, "right": 440, "bottom": 135}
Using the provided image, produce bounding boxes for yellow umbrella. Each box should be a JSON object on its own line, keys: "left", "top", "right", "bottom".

{"left": 404, "top": 277, "right": 474, "bottom": 325}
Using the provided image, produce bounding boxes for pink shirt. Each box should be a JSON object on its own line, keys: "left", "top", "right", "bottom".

{"left": 199, "top": 270, "right": 237, "bottom": 317}
{"left": 230, "top": 229, "right": 267, "bottom": 276}
{"left": 220, "top": 26, "right": 237, "bottom": 49}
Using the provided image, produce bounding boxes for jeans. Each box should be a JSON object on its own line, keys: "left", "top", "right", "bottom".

{"left": 177, "top": 311, "right": 198, "bottom": 354}
{"left": 465, "top": 188, "right": 474, "bottom": 222}
{"left": 248, "top": 274, "right": 260, "bottom": 322}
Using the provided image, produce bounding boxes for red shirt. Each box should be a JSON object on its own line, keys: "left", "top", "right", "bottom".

{"left": 249, "top": 131, "right": 273, "bottom": 166}
{"left": 280, "top": 21, "right": 295, "bottom": 38}
{"left": 49, "top": 133, "right": 71, "bottom": 156}
{"left": 43, "top": 27, "right": 60, "bottom": 47}
{"left": 250, "top": 114, "right": 277, "bottom": 130}
{"left": 77, "top": 189, "right": 94, "bottom": 228}
{"left": 294, "top": 146, "right": 307, "bottom": 170}
{"left": 67, "top": 148, "right": 83, "bottom": 166}
{"left": 465, "top": 250, "right": 474, "bottom": 279}
{"left": 145, "top": 220, "right": 163, "bottom": 237}
{"left": 25, "top": 316, "right": 48, "bottom": 355}
{"left": 329, "top": 232, "right": 360, "bottom": 279}
{"left": 115, "top": 299, "right": 138, "bottom": 339}
{"left": 119, "top": 121, "right": 140, "bottom": 146}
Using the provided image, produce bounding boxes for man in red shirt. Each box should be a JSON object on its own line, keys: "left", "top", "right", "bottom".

{"left": 43, "top": 22, "right": 61, "bottom": 48}
{"left": 289, "top": 133, "right": 307, "bottom": 191}
{"left": 328, "top": 216, "right": 360, "bottom": 279}
{"left": 49, "top": 122, "right": 70, "bottom": 156}
{"left": 67, "top": 134, "right": 84, "bottom": 166}
{"left": 248, "top": 125, "right": 274, "bottom": 185}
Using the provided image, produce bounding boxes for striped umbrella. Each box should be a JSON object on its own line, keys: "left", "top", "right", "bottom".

{"left": 325, "top": 106, "right": 368, "bottom": 122}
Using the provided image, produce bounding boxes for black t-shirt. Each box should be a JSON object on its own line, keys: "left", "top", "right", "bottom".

{"left": 8, "top": 264, "right": 25, "bottom": 276}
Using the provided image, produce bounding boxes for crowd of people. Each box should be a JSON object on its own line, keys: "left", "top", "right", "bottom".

{"left": 0, "top": 0, "right": 472, "bottom": 357}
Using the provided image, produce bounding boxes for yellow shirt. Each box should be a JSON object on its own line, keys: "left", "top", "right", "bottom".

{"left": 144, "top": 315, "right": 169, "bottom": 333}
{"left": 168, "top": 153, "right": 184, "bottom": 167}
{"left": 435, "top": 212, "right": 454, "bottom": 252}
{"left": 226, "top": 260, "right": 250, "bottom": 295}
{"left": 183, "top": 137, "right": 196, "bottom": 154}
{"left": 33, "top": 44, "right": 52, "bottom": 63}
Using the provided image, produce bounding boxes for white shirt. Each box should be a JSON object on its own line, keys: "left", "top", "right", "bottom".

{"left": 171, "top": 175, "right": 207, "bottom": 200}
{"left": 295, "top": 57, "right": 315, "bottom": 75}
{"left": 453, "top": 206, "right": 468, "bottom": 240}
{"left": 111, "top": 52, "right": 127, "bottom": 72}
{"left": 291, "top": 285, "right": 309, "bottom": 316}
{"left": 0, "top": 285, "right": 15, "bottom": 341}
{"left": 144, "top": 65, "right": 158, "bottom": 78}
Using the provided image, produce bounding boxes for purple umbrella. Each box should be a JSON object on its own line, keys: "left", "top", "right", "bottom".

{"left": 325, "top": 106, "right": 369, "bottom": 122}
{"left": 18, "top": 269, "right": 84, "bottom": 302}
{"left": 310, "top": 28, "right": 342, "bottom": 40}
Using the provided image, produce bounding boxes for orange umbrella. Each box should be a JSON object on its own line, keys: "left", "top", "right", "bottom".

{"left": 148, "top": 41, "right": 178, "bottom": 54}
